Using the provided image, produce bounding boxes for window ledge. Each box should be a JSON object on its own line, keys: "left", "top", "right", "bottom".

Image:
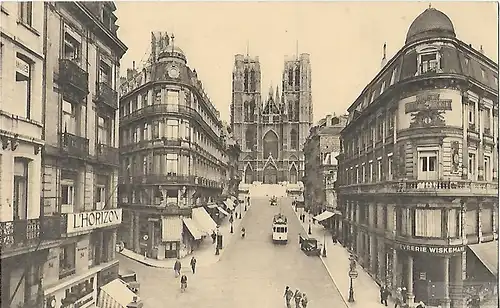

{"left": 17, "top": 20, "right": 40, "bottom": 36}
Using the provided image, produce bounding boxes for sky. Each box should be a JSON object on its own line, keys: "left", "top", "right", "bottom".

{"left": 115, "top": 1, "right": 498, "bottom": 124}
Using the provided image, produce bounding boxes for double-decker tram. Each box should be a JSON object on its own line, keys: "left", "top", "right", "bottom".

{"left": 272, "top": 213, "right": 288, "bottom": 244}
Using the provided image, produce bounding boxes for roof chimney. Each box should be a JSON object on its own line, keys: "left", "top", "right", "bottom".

{"left": 480, "top": 45, "right": 484, "bottom": 54}
{"left": 326, "top": 115, "right": 333, "bottom": 126}
{"left": 381, "top": 43, "right": 387, "bottom": 68}
{"left": 132, "top": 61, "right": 135, "bottom": 70}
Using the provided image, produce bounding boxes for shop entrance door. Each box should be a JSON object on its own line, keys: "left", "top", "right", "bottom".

{"left": 165, "top": 241, "right": 178, "bottom": 258}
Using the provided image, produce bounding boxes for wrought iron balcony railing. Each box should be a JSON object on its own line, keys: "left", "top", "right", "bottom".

{"left": 60, "top": 132, "right": 89, "bottom": 158}
{"left": 97, "top": 143, "right": 119, "bottom": 166}
{"left": 97, "top": 82, "right": 118, "bottom": 110}
{"left": 59, "top": 59, "right": 89, "bottom": 95}
{"left": 131, "top": 174, "right": 195, "bottom": 185}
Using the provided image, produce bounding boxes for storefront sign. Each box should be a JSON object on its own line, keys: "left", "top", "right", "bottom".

{"left": 397, "top": 243, "right": 464, "bottom": 254}
{"left": 16, "top": 58, "right": 30, "bottom": 77}
{"left": 74, "top": 293, "right": 94, "bottom": 308}
{"left": 67, "top": 209, "right": 122, "bottom": 233}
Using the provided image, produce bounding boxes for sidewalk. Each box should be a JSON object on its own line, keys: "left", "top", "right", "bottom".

{"left": 119, "top": 205, "right": 250, "bottom": 269}
{"left": 292, "top": 207, "right": 396, "bottom": 308}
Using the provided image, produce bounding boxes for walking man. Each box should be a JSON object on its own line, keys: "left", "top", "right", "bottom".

{"left": 294, "top": 289, "right": 302, "bottom": 308}
{"left": 174, "top": 259, "right": 181, "bottom": 277}
{"left": 211, "top": 230, "right": 217, "bottom": 244}
{"left": 394, "top": 287, "right": 403, "bottom": 308}
{"left": 301, "top": 293, "right": 309, "bottom": 308}
{"left": 190, "top": 256, "right": 197, "bottom": 274}
{"left": 380, "top": 285, "right": 389, "bottom": 306}
{"left": 284, "top": 286, "right": 293, "bottom": 308}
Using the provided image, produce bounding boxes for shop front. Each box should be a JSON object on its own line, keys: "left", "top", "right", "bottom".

{"left": 394, "top": 242, "right": 465, "bottom": 308}
{"left": 44, "top": 273, "right": 98, "bottom": 308}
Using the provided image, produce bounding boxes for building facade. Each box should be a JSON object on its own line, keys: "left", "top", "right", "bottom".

{"left": 118, "top": 32, "right": 226, "bottom": 260}
{"left": 220, "top": 125, "right": 242, "bottom": 198}
{"left": 336, "top": 8, "right": 498, "bottom": 308}
{"left": 231, "top": 54, "right": 313, "bottom": 185}
{"left": 303, "top": 114, "right": 347, "bottom": 216}
{"left": 0, "top": 2, "right": 60, "bottom": 308}
{"left": 40, "top": 2, "right": 127, "bottom": 308}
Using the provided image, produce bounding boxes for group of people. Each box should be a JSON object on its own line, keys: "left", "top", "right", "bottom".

{"left": 173, "top": 256, "right": 198, "bottom": 292}
{"left": 284, "top": 286, "right": 308, "bottom": 308}
{"left": 380, "top": 285, "right": 427, "bottom": 308}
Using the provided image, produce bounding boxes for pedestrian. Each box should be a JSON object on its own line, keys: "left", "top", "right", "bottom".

{"left": 415, "top": 301, "right": 426, "bottom": 308}
{"left": 401, "top": 287, "right": 407, "bottom": 304}
{"left": 180, "top": 274, "right": 188, "bottom": 292}
{"left": 294, "top": 289, "right": 302, "bottom": 308}
{"left": 394, "top": 288, "right": 403, "bottom": 308}
{"left": 211, "top": 230, "right": 216, "bottom": 244}
{"left": 301, "top": 293, "right": 309, "bottom": 308}
{"left": 380, "top": 285, "right": 389, "bottom": 306}
{"left": 174, "top": 259, "right": 181, "bottom": 277}
{"left": 332, "top": 232, "right": 338, "bottom": 244}
{"left": 190, "top": 256, "right": 197, "bottom": 274}
{"left": 284, "top": 286, "right": 293, "bottom": 308}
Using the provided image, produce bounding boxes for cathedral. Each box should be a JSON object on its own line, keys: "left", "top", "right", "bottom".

{"left": 230, "top": 53, "right": 313, "bottom": 184}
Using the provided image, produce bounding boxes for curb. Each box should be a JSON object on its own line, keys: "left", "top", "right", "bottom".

{"left": 293, "top": 209, "right": 351, "bottom": 308}
{"left": 119, "top": 251, "right": 164, "bottom": 268}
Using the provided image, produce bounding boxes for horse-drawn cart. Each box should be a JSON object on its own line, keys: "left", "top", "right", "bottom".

{"left": 298, "top": 234, "right": 321, "bottom": 256}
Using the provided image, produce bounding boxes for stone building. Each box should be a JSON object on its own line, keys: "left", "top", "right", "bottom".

{"left": 336, "top": 7, "right": 498, "bottom": 308}
{"left": 18, "top": 2, "right": 128, "bottom": 308}
{"left": 220, "top": 124, "right": 242, "bottom": 198}
{"left": 303, "top": 114, "right": 347, "bottom": 218}
{"left": 118, "top": 33, "right": 225, "bottom": 260}
{"left": 231, "top": 53, "right": 313, "bottom": 184}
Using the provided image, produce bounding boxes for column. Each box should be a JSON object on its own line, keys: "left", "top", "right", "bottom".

{"left": 127, "top": 211, "right": 134, "bottom": 249}
{"left": 406, "top": 255, "right": 415, "bottom": 306}
{"left": 442, "top": 256, "right": 451, "bottom": 308}
{"left": 462, "top": 94, "right": 469, "bottom": 180}
{"left": 451, "top": 254, "right": 465, "bottom": 308}
{"left": 133, "top": 212, "right": 140, "bottom": 254}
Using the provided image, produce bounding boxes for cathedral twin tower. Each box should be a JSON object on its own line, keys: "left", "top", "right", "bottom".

{"left": 230, "top": 53, "right": 313, "bottom": 185}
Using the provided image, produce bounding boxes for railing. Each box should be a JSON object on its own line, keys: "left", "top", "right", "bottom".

{"left": 0, "top": 219, "right": 40, "bottom": 251}
{"left": 339, "top": 180, "right": 498, "bottom": 196}
{"left": 132, "top": 174, "right": 195, "bottom": 185}
{"left": 59, "top": 267, "right": 76, "bottom": 280}
{"left": 121, "top": 104, "right": 202, "bottom": 124}
{"left": 60, "top": 132, "right": 89, "bottom": 158}
{"left": 97, "top": 82, "right": 118, "bottom": 109}
{"left": 97, "top": 143, "right": 119, "bottom": 166}
{"left": 59, "top": 59, "right": 89, "bottom": 94}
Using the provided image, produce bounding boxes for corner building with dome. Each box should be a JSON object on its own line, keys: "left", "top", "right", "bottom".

{"left": 231, "top": 53, "right": 313, "bottom": 185}
{"left": 336, "top": 8, "right": 498, "bottom": 308}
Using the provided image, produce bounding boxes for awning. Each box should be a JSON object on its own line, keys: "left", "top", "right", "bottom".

{"left": 223, "top": 200, "right": 235, "bottom": 210}
{"left": 192, "top": 207, "right": 218, "bottom": 234}
{"left": 468, "top": 240, "right": 498, "bottom": 277}
{"left": 161, "top": 216, "right": 182, "bottom": 241}
{"left": 313, "top": 211, "right": 335, "bottom": 222}
{"left": 207, "top": 203, "right": 217, "bottom": 209}
{"left": 217, "top": 206, "right": 230, "bottom": 216}
{"left": 182, "top": 218, "right": 204, "bottom": 240}
{"left": 98, "top": 278, "right": 140, "bottom": 307}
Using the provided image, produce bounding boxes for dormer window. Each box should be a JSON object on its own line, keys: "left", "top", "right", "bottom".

{"left": 102, "top": 9, "right": 112, "bottom": 29}
{"left": 63, "top": 30, "right": 81, "bottom": 63}
{"left": 390, "top": 67, "right": 398, "bottom": 85}
{"left": 480, "top": 68, "right": 486, "bottom": 80}
{"left": 418, "top": 52, "right": 440, "bottom": 75}
{"left": 370, "top": 91, "right": 376, "bottom": 103}
{"left": 380, "top": 81, "right": 386, "bottom": 95}
{"left": 99, "top": 59, "right": 112, "bottom": 85}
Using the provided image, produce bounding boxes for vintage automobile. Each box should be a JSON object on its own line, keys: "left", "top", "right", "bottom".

{"left": 119, "top": 269, "right": 140, "bottom": 295}
{"left": 270, "top": 196, "right": 278, "bottom": 206}
{"left": 298, "top": 234, "right": 321, "bottom": 256}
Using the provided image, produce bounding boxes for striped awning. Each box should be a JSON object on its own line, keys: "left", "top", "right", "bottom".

{"left": 192, "top": 207, "right": 218, "bottom": 234}
{"left": 182, "top": 218, "right": 204, "bottom": 240}
{"left": 468, "top": 240, "right": 498, "bottom": 277}
{"left": 313, "top": 211, "right": 335, "bottom": 222}
{"left": 161, "top": 216, "right": 182, "bottom": 241}
{"left": 217, "top": 206, "right": 230, "bottom": 216}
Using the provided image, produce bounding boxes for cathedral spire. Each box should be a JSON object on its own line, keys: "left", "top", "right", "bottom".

{"left": 275, "top": 86, "right": 280, "bottom": 105}
{"left": 269, "top": 84, "right": 274, "bottom": 100}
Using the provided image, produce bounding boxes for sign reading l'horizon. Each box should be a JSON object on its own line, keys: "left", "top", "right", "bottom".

{"left": 67, "top": 209, "right": 122, "bottom": 233}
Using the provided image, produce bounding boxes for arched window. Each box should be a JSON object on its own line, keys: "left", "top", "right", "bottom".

{"left": 244, "top": 101, "right": 250, "bottom": 122}
{"left": 288, "top": 69, "right": 293, "bottom": 86}
{"left": 290, "top": 129, "right": 298, "bottom": 150}
{"left": 288, "top": 103, "right": 293, "bottom": 118}
{"left": 289, "top": 164, "right": 298, "bottom": 184}
{"left": 245, "top": 128, "right": 255, "bottom": 150}
{"left": 250, "top": 69, "right": 256, "bottom": 92}
{"left": 244, "top": 164, "right": 253, "bottom": 184}
{"left": 263, "top": 131, "right": 279, "bottom": 159}
{"left": 295, "top": 66, "right": 300, "bottom": 88}
{"left": 293, "top": 101, "right": 300, "bottom": 121}
{"left": 244, "top": 68, "right": 249, "bottom": 92}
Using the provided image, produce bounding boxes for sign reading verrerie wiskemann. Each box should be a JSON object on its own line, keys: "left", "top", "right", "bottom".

{"left": 67, "top": 209, "right": 122, "bottom": 233}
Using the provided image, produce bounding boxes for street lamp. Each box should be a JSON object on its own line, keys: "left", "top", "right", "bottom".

{"left": 322, "top": 232, "right": 327, "bottom": 257}
{"left": 308, "top": 217, "right": 312, "bottom": 235}
{"left": 230, "top": 214, "right": 234, "bottom": 233}
{"left": 348, "top": 254, "right": 358, "bottom": 302}
{"left": 238, "top": 201, "right": 242, "bottom": 219}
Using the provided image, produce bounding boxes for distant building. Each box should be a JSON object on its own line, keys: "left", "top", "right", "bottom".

{"left": 337, "top": 8, "right": 498, "bottom": 308}
{"left": 231, "top": 54, "right": 313, "bottom": 185}
{"left": 303, "top": 114, "right": 347, "bottom": 220}
{"left": 118, "top": 33, "right": 227, "bottom": 260}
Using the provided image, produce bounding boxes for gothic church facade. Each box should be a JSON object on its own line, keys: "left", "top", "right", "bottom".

{"left": 231, "top": 53, "right": 312, "bottom": 184}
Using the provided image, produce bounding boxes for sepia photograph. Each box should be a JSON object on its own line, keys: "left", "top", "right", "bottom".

{"left": 0, "top": 1, "right": 498, "bottom": 308}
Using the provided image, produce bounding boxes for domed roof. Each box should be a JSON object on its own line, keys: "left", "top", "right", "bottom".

{"left": 405, "top": 8, "right": 456, "bottom": 44}
{"left": 165, "top": 45, "right": 185, "bottom": 56}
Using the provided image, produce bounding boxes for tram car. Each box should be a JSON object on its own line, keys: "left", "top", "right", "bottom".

{"left": 272, "top": 213, "right": 288, "bottom": 244}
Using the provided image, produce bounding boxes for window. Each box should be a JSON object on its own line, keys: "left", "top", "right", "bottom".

{"left": 142, "top": 91, "right": 149, "bottom": 106}
{"left": 419, "top": 53, "right": 439, "bottom": 74}
{"left": 15, "top": 54, "right": 31, "bottom": 119}
{"left": 61, "top": 184, "right": 74, "bottom": 206}
{"left": 413, "top": 208, "right": 442, "bottom": 238}
{"left": 448, "top": 208, "right": 461, "bottom": 238}
{"left": 18, "top": 2, "right": 32, "bottom": 26}
{"left": 484, "top": 156, "right": 491, "bottom": 181}
{"left": 142, "top": 156, "right": 148, "bottom": 174}
{"left": 361, "top": 165, "right": 366, "bottom": 183}
{"left": 153, "top": 88, "right": 161, "bottom": 104}
{"left": 290, "top": 129, "right": 298, "bottom": 150}
{"left": 369, "top": 162, "right": 373, "bottom": 182}
{"left": 166, "top": 119, "right": 178, "bottom": 138}
{"left": 388, "top": 156, "right": 393, "bottom": 181}
{"left": 418, "top": 151, "right": 437, "bottom": 180}
{"left": 468, "top": 103, "right": 475, "bottom": 124}
{"left": 166, "top": 154, "right": 178, "bottom": 175}
{"left": 380, "top": 81, "right": 386, "bottom": 94}
{"left": 185, "top": 122, "right": 190, "bottom": 140}
{"left": 390, "top": 67, "right": 397, "bottom": 85}
{"left": 166, "top": 90, "right": 179, "bottom": 105}
{"left": 468, "top": 153, "right": 476, "bottom": 180}
{"left": 355, "top": 167, "right": 359, "bottom": 184}
{"left": 481, "top": 68, "right": 486, "bottom": 80}
{"left": 59, "top": 243, "right": 76, "bottom": 279}
{"left": 13, "top": 158, "right": 29, "bottom": 220}
{"left": 63, "top": 32, "right": 81, "bottom": 62}
{"left": 483, "top": 108, "right": 491, "bottom": 134}
{"left": 94, "top": 186, "right": 105, "bottom": 210}
{"left": 370, "top": 91, "right": 376, "bottom": 103}
{"left": 152, "top": 121, "right": 160, "bottom": 139}
{"left": 377, "top": 159, "right": 382, "bottom": 181}
{"left": 142, "top": 123, "right": 149, "bottom": 141}
{"left": 99, "top": 59, "right": 112, "bottom": 85}
{"left": 63, "top": 100, "right": 77, "bottom": 134}
{"left": 97, "top": 116, "right": 111, "bottom": 145}
{"left": 494, "top": 76, "right": 498, "bottom": 86}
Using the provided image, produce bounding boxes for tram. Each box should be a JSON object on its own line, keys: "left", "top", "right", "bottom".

{"left": 272, "top": 213, "right": 288, "bottom": 244}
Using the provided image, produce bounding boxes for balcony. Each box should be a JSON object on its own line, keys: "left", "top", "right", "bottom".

{"left": 97, "top": 143, "right": 119, "bottom": 166}
{"left": 121, "top": 104, "right": 201, "bottom": 125}
{"left": 132, "top": 174, "right": 195, "bottom": 185}
{"left": 338, "top": 180, "right": 498, "bottom": 197}
{"left": 59, "top": 59, "right": 89, "bottom": 96}
{"left": 60, "top": 132, "right": 89, "bottom": 158}
{"left": 96, "top": 82, "right": 118, "bottom": 110}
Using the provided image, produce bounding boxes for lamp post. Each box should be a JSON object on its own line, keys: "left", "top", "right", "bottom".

{"left": 230, "top": 215, "right": 234, "bottom": 234}
{"left": 238, "top": 201, "right": 242, "bottom": 219}
{"left": 348, "top": 254, "right": 358, "bottom": 302}
{"left": 308, "top": 217, "right": 312, "bottom": 235}
{"left": 322, "top": 232, "right": 327, "bottom": 257}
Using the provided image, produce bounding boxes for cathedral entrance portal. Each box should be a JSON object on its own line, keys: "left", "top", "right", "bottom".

{"left": 289, "top": 164, "right": 298, "bottom": 184}
{"left": 263, "top": 165, "right": 278, "bottom": 184}
{"left": 244, "top": 165, "right": 253, "bottom": 184}
{"left": 263, "top": 131, "right": 279, "bottom": 159}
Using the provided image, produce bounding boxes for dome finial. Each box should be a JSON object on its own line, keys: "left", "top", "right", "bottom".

{"left": 429, "top": 3, "right": 432, "bottom": 9}
{"left": 170, "top": 33, "right": 175, "bottom": 52}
